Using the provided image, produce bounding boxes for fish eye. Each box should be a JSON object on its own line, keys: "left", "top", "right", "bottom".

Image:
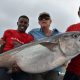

{"left": 71, "top": 34, "right": 79, "bottom": 38}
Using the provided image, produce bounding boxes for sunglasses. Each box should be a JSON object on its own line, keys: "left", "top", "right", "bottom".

{"left": 38, "top": 14, "right": 50, "bottom": 21}
{"left": 38, "top": 17, "right": 50, "bottom": 21}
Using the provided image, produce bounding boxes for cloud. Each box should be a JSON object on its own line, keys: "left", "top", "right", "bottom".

{"left": 0, "top": 0, "right": 80, "bottom": 37}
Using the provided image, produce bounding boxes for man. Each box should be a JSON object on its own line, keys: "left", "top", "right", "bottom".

{"left": 29, "top": 12, "right": 62, "bottom": 80}
{"left": 63, "top": 7, "right": 80, "bottom": 80}
{"left": 0, "top": 15, "right": 33, "bottom": 80}
{"left": 29, "top": 12, "right": 59, "bottom": 40}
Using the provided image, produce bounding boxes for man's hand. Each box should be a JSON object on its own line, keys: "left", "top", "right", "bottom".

{"left": 11, "top": 38, "right": 23, "bottom": 48}
{"left": 11, "top": 63, "right": 21, "bottom": 73}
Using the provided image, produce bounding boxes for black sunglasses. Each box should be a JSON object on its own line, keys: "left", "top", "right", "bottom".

{"left": 38, "top": 17, "right": 50, "bottom": 21}
{"left": 38, "top": 14, "right": 50, "bottom": 21}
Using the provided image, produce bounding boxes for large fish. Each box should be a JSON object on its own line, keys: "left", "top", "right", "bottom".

{"left": 0, "top": 31, "right": 80, "bottom": 73}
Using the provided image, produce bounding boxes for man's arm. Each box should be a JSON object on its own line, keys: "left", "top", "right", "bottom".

{"left": 0, "top": 39, "right": 5, "bottom": 45}
{"left": 0, "top": 39, "right": 5, "bottom": 53}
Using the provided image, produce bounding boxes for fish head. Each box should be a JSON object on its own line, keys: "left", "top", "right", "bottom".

{"left": 59, "top": 31, "right": 80, "bottom": 57}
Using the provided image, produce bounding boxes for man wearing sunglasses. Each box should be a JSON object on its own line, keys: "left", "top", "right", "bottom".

{"left": 29, "top": 12, "right": 59, "bottom": 40}
{"left": 29, "top": 12, "right": 61, "bottom": 80}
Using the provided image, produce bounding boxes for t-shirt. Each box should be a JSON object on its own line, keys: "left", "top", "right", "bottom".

{"left": 29, "top": 28, "right": 59, "bottom": 40}
{"left": 2, "top": 29, "right": 33, "bottom": 52}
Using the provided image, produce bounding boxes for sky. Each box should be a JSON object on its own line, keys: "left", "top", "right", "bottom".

{"left": 0, "top": 0, "right": 80, "bottom": 37}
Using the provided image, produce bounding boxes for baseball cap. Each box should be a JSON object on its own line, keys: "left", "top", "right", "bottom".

{"left": 38, "top": 12, "right": 51, "bottom": 20}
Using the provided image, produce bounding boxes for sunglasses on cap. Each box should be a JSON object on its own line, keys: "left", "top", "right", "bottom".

{"left": 38, "top": 14, "right": 50, "bottom": 21}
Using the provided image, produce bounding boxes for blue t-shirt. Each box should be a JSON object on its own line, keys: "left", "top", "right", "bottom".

{"left": 29, "top": 28, "right": 59, "bottom": 41}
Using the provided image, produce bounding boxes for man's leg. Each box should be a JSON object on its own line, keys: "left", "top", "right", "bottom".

{"left": 42, "top": 66, "right": 63, "bottom": 80}
{"left": 11, "top": 71, "right": 32, "bottom": 80}
{"left": 0, "top": 68, "right": 11, "bottom": 80}
{"left": 63, "top": 71, "right": 79, "bottom": 80}
{"left": 31, "top": 73, "right": 44, "bottom": 80}
{"left": 42, "top": 70, "right": 59, "bottom": 80}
